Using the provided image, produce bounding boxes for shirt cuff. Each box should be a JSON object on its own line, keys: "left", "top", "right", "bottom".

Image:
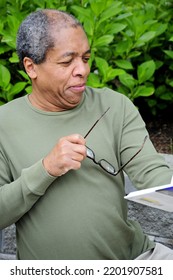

{"left": 22, "top": 159, "right": 57, "bottom": 196}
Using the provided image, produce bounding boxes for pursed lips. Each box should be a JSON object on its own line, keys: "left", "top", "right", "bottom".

{"left": 69, "top": 83, "right": 86, "bottom": 92}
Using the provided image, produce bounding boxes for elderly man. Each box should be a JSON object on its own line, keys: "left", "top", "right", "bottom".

{"left": 0, "top": 9, "right": 172, "bottom": 259}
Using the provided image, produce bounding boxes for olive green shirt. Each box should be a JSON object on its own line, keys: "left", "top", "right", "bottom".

{"left": 0, "top": 87, "right": 172, "bottom": 259}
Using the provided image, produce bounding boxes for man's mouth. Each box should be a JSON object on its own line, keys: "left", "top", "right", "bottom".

{"left": 69, "top": 84, "right": 86, "bottom": 92}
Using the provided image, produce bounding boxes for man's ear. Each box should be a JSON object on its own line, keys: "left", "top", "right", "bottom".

{"left": 23, "top": 57, "right": 37, "bottom": 79}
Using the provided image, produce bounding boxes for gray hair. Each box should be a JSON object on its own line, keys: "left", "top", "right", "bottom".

{"left": 16, "top": 9, "right": 83, "bottom": 69}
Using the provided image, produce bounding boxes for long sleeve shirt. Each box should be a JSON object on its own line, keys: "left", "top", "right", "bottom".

{"left": 0, "top": 86, "right": 172, "bottom": 259}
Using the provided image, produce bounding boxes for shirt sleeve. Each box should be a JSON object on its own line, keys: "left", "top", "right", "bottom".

{"left": 120, "top": 95, "right": 173, "bottom": 190}
{"left": 0, "top": 151, "right": 56, "bottom": 229}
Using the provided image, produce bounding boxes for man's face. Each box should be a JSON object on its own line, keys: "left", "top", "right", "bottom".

{"left": 30, "top": 26, "right": 91, "bottom": 111}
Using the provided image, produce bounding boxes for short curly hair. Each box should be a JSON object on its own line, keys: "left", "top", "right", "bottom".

{"left": 16, "top": 9, "right": 83, "bottom": 69}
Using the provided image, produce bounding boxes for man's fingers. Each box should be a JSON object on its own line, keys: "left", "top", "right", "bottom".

{"left": 43, "top": 134, "right": 87, "bottom": 177}
{"left": 64, "top": 134, "right": 86, "bottom": 145}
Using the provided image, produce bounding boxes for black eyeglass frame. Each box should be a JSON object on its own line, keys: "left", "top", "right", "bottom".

{"left": 84, "top": 107, "right": 148, "bottom": 176}
{"left": 86, "top": 136, "right": 148, "bottom": 176}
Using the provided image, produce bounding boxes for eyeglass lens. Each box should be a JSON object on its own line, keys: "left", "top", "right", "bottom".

{"left": 86, "top": 136, "right": 148, "bottom": 176}
{"left": 86, "top": 146, "right": 116, "bottom": 174}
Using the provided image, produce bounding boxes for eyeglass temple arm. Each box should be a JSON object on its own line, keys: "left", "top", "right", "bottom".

{"left": 115, "top": 135, "right": 148, "bottom": 175}
{"left": 84, "top": 107, "right": 110, "bottom": 139}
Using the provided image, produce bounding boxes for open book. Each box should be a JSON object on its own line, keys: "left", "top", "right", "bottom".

{"left": 124, "top": 176, "right": 173, "bottom": 212}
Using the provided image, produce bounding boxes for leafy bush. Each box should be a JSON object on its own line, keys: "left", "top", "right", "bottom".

{"left": 0, "top": 0, "right": 173, "bottom": 115}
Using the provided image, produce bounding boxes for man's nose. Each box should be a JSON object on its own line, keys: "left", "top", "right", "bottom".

{"left": 72, "top": 59, "right": 90, "bottom": 77}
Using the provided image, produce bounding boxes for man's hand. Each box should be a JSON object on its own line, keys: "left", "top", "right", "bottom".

{"left": 43, "top": 134, "right": 86, "bottom": 177}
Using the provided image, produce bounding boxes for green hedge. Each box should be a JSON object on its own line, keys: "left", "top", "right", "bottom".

{"left": 0, "top": 0, "right": 173, "bottom": 115}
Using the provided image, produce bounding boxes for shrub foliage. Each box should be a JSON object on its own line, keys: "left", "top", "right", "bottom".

{"left": 0, "top": 0, "right": 173, "bottom": 114}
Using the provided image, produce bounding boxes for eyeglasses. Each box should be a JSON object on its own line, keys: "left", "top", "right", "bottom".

{"left": 84, "top": 107, "right": 148, "bottom": 176}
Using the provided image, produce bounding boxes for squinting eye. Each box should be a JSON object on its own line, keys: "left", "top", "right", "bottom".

{"left": 83, "top": 57, "right": 90, "bottom": 63}
{"left": 58, "top": 59, "right": 73, "bottom": 66}
{"left": 60, "top": 60, "right": 73, "bottom": 65}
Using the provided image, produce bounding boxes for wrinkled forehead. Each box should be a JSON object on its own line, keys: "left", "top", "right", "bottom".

{"left": 52, "top": 25, "right": 89, "bottom": 47}
{"left": 46, "top": 26, "right": 90, "bottom": 60}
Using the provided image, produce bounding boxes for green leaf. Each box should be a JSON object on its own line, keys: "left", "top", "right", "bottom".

{"left": 116, "top": 12, "right": 132, "bottom": 20}
{"left": 84, "top": 20, "right": 94, "bottom": 36}
{"left": 0, "top": 64, "right": 11, "bottom": 88}
{"left": 7, "top": 15, "right": 20, "bottom": 33}
{"left": 148, "top": 99, "right": 157, "bottom": 107}
{"left": 135, "top": 31, "right": 156, "bottom": 47}
{"left": 127, "top": 51, "right": 141, "bottom": 59}
{"left": 95, "top": 56, "right": 126, "bottom": 82}
{"left": 105, "top": 23, "right": 127, "bottom": 35}
{"left": 137, "top": 60, "right": 155, "bottom": 84}
{"left": 0, "top": 45, "right": 11, "bottom": 55}
{"left": 95, "top": 57, "right": 109, "bottom": 74}
{"left": 164, "top": 50, "right": 173, "bottom": 59}
{"left": 18, "top": 70, "right": 31, "bottom": 81}
{"left": 105, "top": 68, "right": 125, "bottom": 82}
{"left": 1, "top": 34, "right": 16, "bottom": 49}
{"left": 155, "top": 60, "right": 163, "bottom": 70}
{"left": 95, "top": 57, "right": 108, "bottom": 69}
{"left": 1, "top": 15, "right": 21, "bottom": 48}
{"left": 95, "top": 57, "right": 108, "bottom": 77}
{"left": 93, "top": 35, "right": 114, "bottom": 47}
{"left": 71, "top": 6, "right": 92, "bottom": 22}
{"left": 99, "top": 2, "right": 122, "bottom": 24}
{"left": 168, "top": 80, "right": 173, "bottom": 88}
{"left": 115, "top": 60, "right": 133, "bottom": 70}
{"left": 115, "top": 39, "right": 133, "bottom": 55}
{"left": 160, "top": 92, "right": 173, "bottom": 101}
{"left": 9, "top": 82, "right": 26, "bottom": 95}
{"left": 9, "top": 52, "right": 19, "bottom": 63}
{"left": 119, "top": 73, "right": 136, "bottom": 90}
{"left": 87, "top": 73, "right": 104, "bottom": 88}
{"left": 90, "top": 1, "right": 106, "bottom": 16}
{"left": 133, "top": 86, "right": 154, "bottom": 98}
{"left": 139, "top": 31, "right": 156, "bottom": 42}
{"left": 155, "top": 85, "right": 166, "bottom": 97}
{"left": 152, "top": 23, "right": 167, "bottom": 37}
{"left": 25, "top": 85, "right": 32, "bottom": 94}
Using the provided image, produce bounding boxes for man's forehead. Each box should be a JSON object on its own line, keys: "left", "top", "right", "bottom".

{"left": 61, "top": 49, "right": 91, "bottom": 58}
{"left": 49, "top": 26, "right": 90, "bottom": 58}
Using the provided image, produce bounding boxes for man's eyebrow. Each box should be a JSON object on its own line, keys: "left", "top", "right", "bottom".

{"left": 60, "top": 49, "right": 91, "bottom": 58}
{"left": 84, "top": 49, "right": 91, "bottom": 55}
